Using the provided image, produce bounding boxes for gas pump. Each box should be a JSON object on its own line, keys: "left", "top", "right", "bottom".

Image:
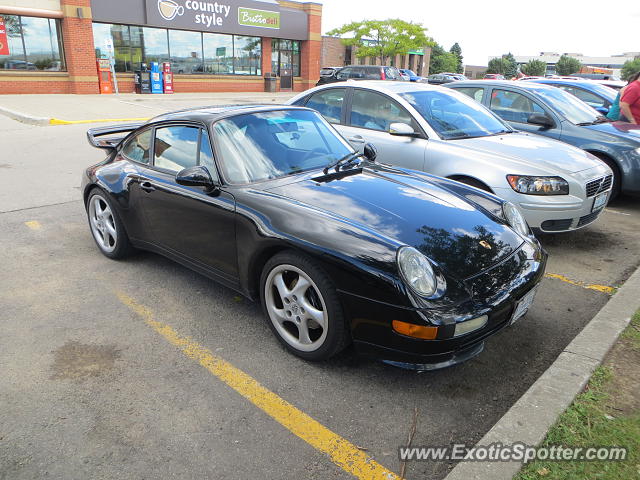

{"left": 96, "top": 59, "right": 113, "bottom": 94}
{"left": 150, "top": 62, "right": 164, "bottom": 94}
{"left": 162, "top": 62, "right": 174, "bottom": 94}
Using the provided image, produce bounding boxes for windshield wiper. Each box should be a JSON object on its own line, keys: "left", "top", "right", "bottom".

{"left": 576, "top": 117, "right": 610, "bottom": 126}
{"left": 323, "top": 152, "right": 364, "bottom": 174}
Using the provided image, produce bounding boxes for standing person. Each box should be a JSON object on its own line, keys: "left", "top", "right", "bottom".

{"left": 608, "top": 72, "right": 640, "bottom": 121}
{"left": 620, "top": 72, "right": 640, "bottom": 124}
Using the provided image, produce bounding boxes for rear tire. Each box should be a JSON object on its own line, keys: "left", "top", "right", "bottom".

{"left": 86, "top": 189, "right": 134, "bottom": 259}
{"left": 260, "top": 251, "right": 349, "bottom": 361}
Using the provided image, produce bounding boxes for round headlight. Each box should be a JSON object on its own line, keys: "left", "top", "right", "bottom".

{"left": 397, "top": 247, "right": 437, "bottom": 297}
{"left": 503, "top": 202, "right": 529, "bottom": 236}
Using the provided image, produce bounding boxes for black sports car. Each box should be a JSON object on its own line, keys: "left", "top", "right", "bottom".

{"left": 82, "top": 105, "right": 547, "bottom": 368}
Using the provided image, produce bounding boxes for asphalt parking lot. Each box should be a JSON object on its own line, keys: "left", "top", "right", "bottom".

{"left": 1, "top": 115, "right": 639, "bottom": 480}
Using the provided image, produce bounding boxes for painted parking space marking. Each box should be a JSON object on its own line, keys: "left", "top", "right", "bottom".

{"left": 605, "top": 208, "right": 631, "bottom": 216}
{"left": 544, "top": 273, "right": 616, "bottom": 295}
{"left": 24, "top": 220, "right": 41, "bottom": 230}
{"left": 116, "top": 292, "right": 399, "bottom": 480}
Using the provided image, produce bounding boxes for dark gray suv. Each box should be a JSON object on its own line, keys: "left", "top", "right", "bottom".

{"left": 316, "top": 65, "right": 402, "bottom": 86}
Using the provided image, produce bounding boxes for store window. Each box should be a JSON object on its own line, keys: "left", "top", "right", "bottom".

{"left": 169, "top": 30, "right": 203, "bottom": 74}
{"left": 0, "top": 15, "right": 65, "bottom": 71}
{"left": 93, "top": 23, "right": 261, "bottom": 76}
{"left": 233, "top": 36, "right": 261, "bottom": 75}
{"left": 203, "top": 33, "right": 233, "bottom": 74}
{"left": 271, "top": 39, "right": 300, "bottom": 77}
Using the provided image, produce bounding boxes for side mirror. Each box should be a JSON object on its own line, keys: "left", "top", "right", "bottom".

{"left": 176, "top": 165, "right": 217, "bottom": 192}
{"left": 389, "top": 122, "right": 418, "bottom": 136}
{"left": 527, "top": 113, "right": 554, "bottom": 128}
{"left": 364, "top": 143, "right": 378, "bottom": 162}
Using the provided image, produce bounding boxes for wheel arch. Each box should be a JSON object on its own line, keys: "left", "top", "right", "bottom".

{"left": 447, "top": 175, "right": 495, "bottom": 194}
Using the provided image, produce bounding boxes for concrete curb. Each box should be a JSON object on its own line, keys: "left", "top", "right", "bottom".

{"left": 0, "top": 105, "right": 49, "bottom": 126}
{"left": 444, "top": 264, "right": 640, "bottom": 480}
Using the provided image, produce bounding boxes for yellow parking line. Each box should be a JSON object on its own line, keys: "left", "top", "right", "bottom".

{"left": 24, "top": 220, "right": 41, "bottom": 230}
{"left": 49, "top": 117, "right": 150, "bottom": 125}
{"left": 545, "top": 273, "right": 616, "bottom": 295}
{"left": 116, "top": 292, "right": 399, "bottom": 480}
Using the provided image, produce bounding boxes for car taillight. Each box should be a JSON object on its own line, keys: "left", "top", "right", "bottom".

{"left": 380, "top": 69, "right": 386, "bottom": 80}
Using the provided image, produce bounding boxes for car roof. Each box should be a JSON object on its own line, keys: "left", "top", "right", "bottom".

{"left": 449, "top": 80, "right": 559, "bottom": 91}
{"left": 148, "top": 105, "right": 310, "bottom": 124}
{"left": 330, "top": 80, "right": 451, "bottom": 94}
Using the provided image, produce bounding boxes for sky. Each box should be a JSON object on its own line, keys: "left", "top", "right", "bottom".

{"left": 319, "top": 0, "right": 640, "bottom": 66}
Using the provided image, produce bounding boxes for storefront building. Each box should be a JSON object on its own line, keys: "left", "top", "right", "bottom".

{"left": 0, "top": 0, "right": 322, "bottom": 94}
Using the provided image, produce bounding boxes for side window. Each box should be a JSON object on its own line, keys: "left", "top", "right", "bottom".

{"left": 455, "top": 87, "right": 485, "bottom": 103}
{"left": 350, "top": 89, "right": 416, "bottom": 132}
{"left": 153, "top": 125, "right": 199, "bottom": 173}
{"left": 362, "top": 67, "right": 380, "bottom": 80}
{"left": 305, "top": 88, "right": 346, "bottom": 124}
{"left": 121, "top": 129, "right": 152, "bottom": 164}
{"left": 490, "top": 89, "right": 545, "bottom": 123}
{"left": 199, "top": 130, "right": 219, "bottom": 181}
{"left": 568, "top": 87, "right": 606, "bottom": 108}
{"left": 350, "top": 67, "right": 366, "bottom": 79}
{"left": 336, "top": 68, "right": 351, "bottom": 81}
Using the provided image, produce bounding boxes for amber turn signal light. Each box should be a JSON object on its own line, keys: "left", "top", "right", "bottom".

{"left": 392, "top": 320, "right": 438, "bottom": 340}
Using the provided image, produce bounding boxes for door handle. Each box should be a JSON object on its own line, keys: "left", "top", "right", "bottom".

{"left": 140, "top": 181, "right": 156, "bottom": 193}
{"left": 348, "top": 136, "right": 365, "bottom": 144}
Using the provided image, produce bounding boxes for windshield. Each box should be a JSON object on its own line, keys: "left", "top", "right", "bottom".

{"left": 530, "top": 86, "right": 602, "bottom": 124}
{"left": 213, "top": 109, "right": 353, "bottom": 184}
{"left": 399, "top": 89, "right": 511, "bottom": 139}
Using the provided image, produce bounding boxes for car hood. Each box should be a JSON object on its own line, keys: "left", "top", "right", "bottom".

{"left": 265, "top": 166, "right": 524, "bottom": 281}
{"left": 584, "top": 122, "right": 640, "bottom": 142}
{"left": 453, "top": 132, "right": 600, "bottom": 174}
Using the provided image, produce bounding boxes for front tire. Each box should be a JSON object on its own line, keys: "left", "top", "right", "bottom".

{"left": 86, "top": 189, "right": 134, "bottom": 259}
{"left": 260, "top": 251, "right": 349, "bottom": 361}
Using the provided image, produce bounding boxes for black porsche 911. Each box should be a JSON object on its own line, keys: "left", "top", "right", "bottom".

{"left": 82, "top": 105, "right": 547, "bottom": 368}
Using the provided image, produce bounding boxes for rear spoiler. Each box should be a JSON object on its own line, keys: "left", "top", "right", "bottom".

{"left": 86, "top": 123, "right": 144, "bottom": 150}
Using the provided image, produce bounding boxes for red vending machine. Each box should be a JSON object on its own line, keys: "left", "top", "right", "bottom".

{"left": 96, "top": 59, "right": 113, "bottom": 94}
{"left": 163, "top": 62, "right": 174, "bottom": 94}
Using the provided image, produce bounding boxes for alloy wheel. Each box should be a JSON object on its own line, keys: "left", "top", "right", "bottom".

{"left": 88, "top": 194, "right": 117, "bottom": 253}
{"left": 264, "top": 264, "right": 328, "bottom": 352}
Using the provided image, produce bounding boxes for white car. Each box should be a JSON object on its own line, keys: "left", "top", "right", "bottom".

{"left": 287, "top": 81, "right": 613, "bottom": 233}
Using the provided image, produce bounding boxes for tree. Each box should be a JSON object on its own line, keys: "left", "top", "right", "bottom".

{"left": 487, "top": 53, "right": 518, "bottom": 78}
{"left": 555, "top": 55, "right": 582, "bottom": 75}
{"left": 326, "top": 19, "right": 432, "bottom": 66}
{"left": 449, "top": 42, "right": 464, "bottom": 74}
{"left": 503, "top": 52, "right": 518, "bottom": 79}
{"left": 521, "top": 59, "right": 547, "bottom": 76}
{"left": 487, "top": 57, "right": 507, "bottom": 75}
{"left": 621, "top": 59, "right": 640, "bottom": 81}
{"left": 429, "top": 43, "right": 458, "bottom": 74}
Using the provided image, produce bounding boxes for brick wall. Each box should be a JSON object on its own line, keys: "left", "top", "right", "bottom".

{"left": 60, "top": 0, "right": 99, "bottom": 94}
{"left": 321, "top": 37, "right": 347, "bottom": 68}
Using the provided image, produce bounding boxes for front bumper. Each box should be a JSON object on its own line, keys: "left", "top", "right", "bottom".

{"left": 340, "top": 241, "right": 547, "bottom": 367}
{"left": 493, "top": 177, "right": 612, "bottom": 233}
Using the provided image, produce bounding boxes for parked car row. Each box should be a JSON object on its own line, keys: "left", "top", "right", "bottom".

{"left": 80, "top": 72, "right": 637, "bottom": 370}
{"left": 289, "top": 81, "right": 617, "bottom": 232}
{"left": 448, "top": 80, "right": 640, "bottom": 198}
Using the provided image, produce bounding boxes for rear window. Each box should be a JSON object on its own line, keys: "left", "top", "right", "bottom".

{"left": 363, "top": 67, "right": 382, "bottom": 80}
{"left": 320, "top": 68, "right": 337, "bottom": 76}
{"left": 384, "top": 67, "right": 400, "bottom": 80}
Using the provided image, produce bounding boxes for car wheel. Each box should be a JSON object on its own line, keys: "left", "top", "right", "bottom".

{"left": 260, "top": 251, "right": 349, "bottom": 361}
{"left": 86, "top": 189, "right": 134, "bottom": 259}
{"left": 590, "top": 153, "right": 620, "bottom": 200}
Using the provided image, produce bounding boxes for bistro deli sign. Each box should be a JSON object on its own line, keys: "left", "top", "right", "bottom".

{"left": 150, "top": 0, "right": 280, "bottom": 30}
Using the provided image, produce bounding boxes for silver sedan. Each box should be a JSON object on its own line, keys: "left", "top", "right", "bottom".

{"left": 287, "top": 81, "right": 613, "bottom": 233}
